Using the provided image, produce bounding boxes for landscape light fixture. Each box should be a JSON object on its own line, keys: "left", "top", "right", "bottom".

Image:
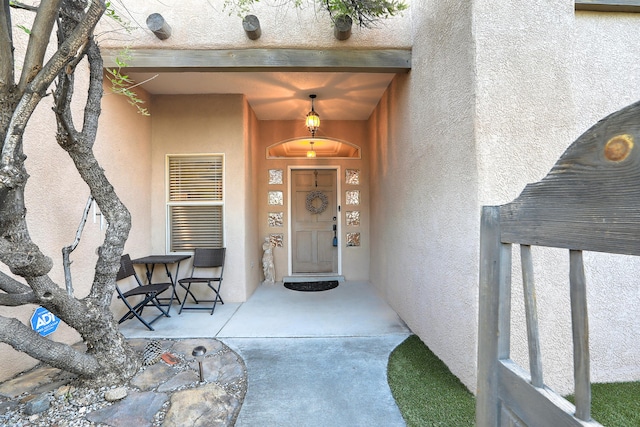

{"left": 192, "top": 345, "right": 207, "bottom": 382}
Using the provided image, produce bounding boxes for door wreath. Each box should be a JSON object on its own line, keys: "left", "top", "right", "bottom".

{"left": 306, "top": 190, "right": 329, "bottom": 214}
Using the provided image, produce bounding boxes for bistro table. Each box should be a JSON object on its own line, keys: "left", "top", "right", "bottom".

{"left": 131, "top": 254, "right": 191, "bottom": 308}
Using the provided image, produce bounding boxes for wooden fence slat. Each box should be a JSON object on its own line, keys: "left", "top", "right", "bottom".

{"left": 521, "top": 245, "right": 544, "bottom": 388}
{"left": 569, "top": 250, "right": 591, "bottom": 421}
{"left": 477, "top": 206, "right": 511, "bottom": 426}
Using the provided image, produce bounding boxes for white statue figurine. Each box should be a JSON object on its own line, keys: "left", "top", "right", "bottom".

{"left": 262, "top": 237, "right": 275, "bottom": 284}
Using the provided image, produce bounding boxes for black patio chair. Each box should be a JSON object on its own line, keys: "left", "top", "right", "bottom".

{"left": 178, "top": 248, "right": 226, "bottom": 315}
{"left": 116, "top": 254, "right": 173, "bottom": 330}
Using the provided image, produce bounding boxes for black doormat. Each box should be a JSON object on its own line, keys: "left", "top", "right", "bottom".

{"left": 284, "top": 281, "right": 339, "bottom": 292}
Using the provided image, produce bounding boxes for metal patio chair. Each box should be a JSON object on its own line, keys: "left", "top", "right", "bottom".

{"left": 178, "top": 248, "right": 226, "bottom": 315}
{"left": 116, "top": 254, "right": 173, "bottom": 330}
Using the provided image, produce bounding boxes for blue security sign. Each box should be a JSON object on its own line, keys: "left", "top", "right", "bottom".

{"left": 30, "top": 307, "right": 61, "bottom": 337}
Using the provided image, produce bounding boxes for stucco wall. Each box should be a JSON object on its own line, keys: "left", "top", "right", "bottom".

{"left": 245, "top": 98, "right": 262, "bottom": 298}
{"left": 257, "top": 120, "right": 370, "bottom": 281}
{"left": 150, "top": 94, "right": 250, "bottom": 302}
{"left": 97, "top": 0, "right": 411, "bottom": 50}
{"left": 371, "top": 0, "right": 640, "bottom": 397}
{"left": 571, "top": 11, "right": 640, "bottom": 387}
{"left": 369, "top": 0, "right": 479, "bottom": 392}
{"left": 473, "top": 0, "right": 579, "bottom": 395}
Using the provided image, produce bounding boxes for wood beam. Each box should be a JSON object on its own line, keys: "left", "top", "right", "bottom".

{"left": 101, "top": 48, "right": 411, "bottom": 73}
{"left": 576, "top": 0, "right": 640, "bottom": 12}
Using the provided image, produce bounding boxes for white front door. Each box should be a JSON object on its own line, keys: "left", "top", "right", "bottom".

{"left": 291, "top": 169, "right": 338, "bottom": 274}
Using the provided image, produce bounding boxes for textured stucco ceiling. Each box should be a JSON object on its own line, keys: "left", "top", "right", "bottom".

{"left": 128, "top": 71, "right": 395, "bottom": 121}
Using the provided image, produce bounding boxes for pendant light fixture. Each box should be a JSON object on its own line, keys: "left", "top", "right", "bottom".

{"left": 307, "top": 141, "right": 317, "bottom": 158}
{"left": 306, "top": 94, "right": 320, "bottom": 158}
{"left": 305, "top": 94, "right": 320, "bottom": 137}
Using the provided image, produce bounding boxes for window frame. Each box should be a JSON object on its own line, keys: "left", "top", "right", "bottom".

{"left": 165, "top": 153, "right": 225, "bottom": 253}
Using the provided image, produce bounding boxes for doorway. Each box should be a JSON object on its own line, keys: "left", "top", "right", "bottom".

{"left": 288, "top": 167, "right": 341, "bottom": 275}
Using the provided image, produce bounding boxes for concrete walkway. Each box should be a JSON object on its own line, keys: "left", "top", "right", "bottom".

{"left": 120, "top": 281, "right": 411, "bottom": 426}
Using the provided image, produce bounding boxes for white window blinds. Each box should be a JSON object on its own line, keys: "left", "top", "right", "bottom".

{"left": 167, "top": 155, "right": 224, "bottom": 252}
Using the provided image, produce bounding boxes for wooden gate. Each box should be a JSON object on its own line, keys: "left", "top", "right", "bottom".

{"left": 477, "top": 100, "right": 640, "bottom": 426}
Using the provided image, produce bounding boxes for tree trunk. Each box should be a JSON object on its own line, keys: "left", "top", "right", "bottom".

{"left": 0, "top": 0, "right": 142, "bottom": 386}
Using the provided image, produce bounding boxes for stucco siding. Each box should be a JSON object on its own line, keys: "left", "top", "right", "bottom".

{"left": 150, "top": 94, "right": 248, "bottom": 302}
{"left": 369, "top": 0, "right": 479, "bottom": 392}
{"left": 571, "top": 11, "right": 640, "bottom": 387}
{"left": 472, "top": 1, "right": 640, "bottom": 395}
{"left": 97, "top": 0, "right": 412, "bottom": 50}
{"left": 473, "top": 0, "right": 579, "bottom": 395}
{"left": 245, "top": 98, "right": 262, "bottom": 298}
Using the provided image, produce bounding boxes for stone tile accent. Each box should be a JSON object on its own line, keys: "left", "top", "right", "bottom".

{"left": 0, "top": 366, "right": 60, "bottom": 398}
{"left": 86, "top": 391, "right": 168, "bottom": 427}
{"left": 157, "top": 370, "right": 199, "bottom": 392}
{"left": 130, "top": 362, "right": 175, "bottom": 391}
{"left": 163, "top": 383, "right": 241, "bottom": 427}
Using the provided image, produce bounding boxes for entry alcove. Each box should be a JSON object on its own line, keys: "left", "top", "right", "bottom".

{"left": 266, "top": 137, "right": 361, "bottom": 159}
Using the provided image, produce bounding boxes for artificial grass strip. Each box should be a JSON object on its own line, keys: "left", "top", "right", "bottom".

{"left": 387, "top": 335, "right": 475, "bottom": 426}
{"left": 566, "top": 381, "right": 640, "bottom": 426}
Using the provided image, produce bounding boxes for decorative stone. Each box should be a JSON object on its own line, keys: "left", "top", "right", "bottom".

{"left": 163, "top": 384, "right": 240, "bottom": 427}
{"left": 86, "top": 391, "right": 168, "bottom": 427}
{"left": 161, "top": 352, "right": 180, "bottom": 365}
{"left": 0, "top": 366, "right": 60, "bottom": 398}
{"left": 24, "top": 394, "right": 50, "bottom": 415}
{"left": 199, "top": 351, "right": 245, "bottom": 384}
{"left": 0, "top": 400, "right": 18, "bottom": 415}
{"left": 131, "top": 362, "right": 175, "bottom": 391}
{"left": 54, "top": 385, "right": 74, "bottom": 398}
{"left": 105, "top": 386, "right": 128, "bottom": 401}
{"left": 157, "top": 370, "right": 199, "bottom": 392}
{"left": 218, "top": 359, "right": 246, "bottom": 385}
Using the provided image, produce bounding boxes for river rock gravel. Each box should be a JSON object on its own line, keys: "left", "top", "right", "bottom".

{"left": 0, "top": 338, "right": 246, "bottom": 427}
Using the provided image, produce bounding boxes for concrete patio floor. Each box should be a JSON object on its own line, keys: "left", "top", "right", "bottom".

{"left": 119, "top": 281, "right": 411, "bottom": 426}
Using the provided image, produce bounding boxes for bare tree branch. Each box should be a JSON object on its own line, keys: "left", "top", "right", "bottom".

{"left": 62, "top": 195, "right": 93, "bottom": 296}
{"left": 0, "top": 0, "right": 106, "bottom": 280}
{"left": 0, "top": 0, "right": 14, "bottom": 90}
{"left": 2, "top": 0, "right": 105, "bottom": 172}
{"left": 18, "top": 0, "right": 63, "bottom": 91}
{"left": 54, "top": 22, "right": 129, "bottom": 308}
{"left": 0, "top": 315, "right": 100, "bottom": 376}
{"left": 0, "top": 270, "right": 31, "bottom": 294}
{"left": 0, "top": 291, "right": 36, "bottom": 305}
{"left": 82, "top": 39, "right": 103, "bottom": 145}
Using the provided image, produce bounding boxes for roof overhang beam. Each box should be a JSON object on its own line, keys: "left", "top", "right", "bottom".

{"left": 102, "top": 48, "right": 411, "bottom": 73}
{"left": 575, "top": 0, "right": 640, "bottom": 12}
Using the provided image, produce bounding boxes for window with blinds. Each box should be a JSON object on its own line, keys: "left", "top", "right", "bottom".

{"left": 167, "top": 154, "right": 224, "bottom": 252}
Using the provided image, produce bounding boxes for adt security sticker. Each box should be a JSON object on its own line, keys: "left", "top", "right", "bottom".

{"left": 30, "top": 307, "right": 61, "bottom": 337}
